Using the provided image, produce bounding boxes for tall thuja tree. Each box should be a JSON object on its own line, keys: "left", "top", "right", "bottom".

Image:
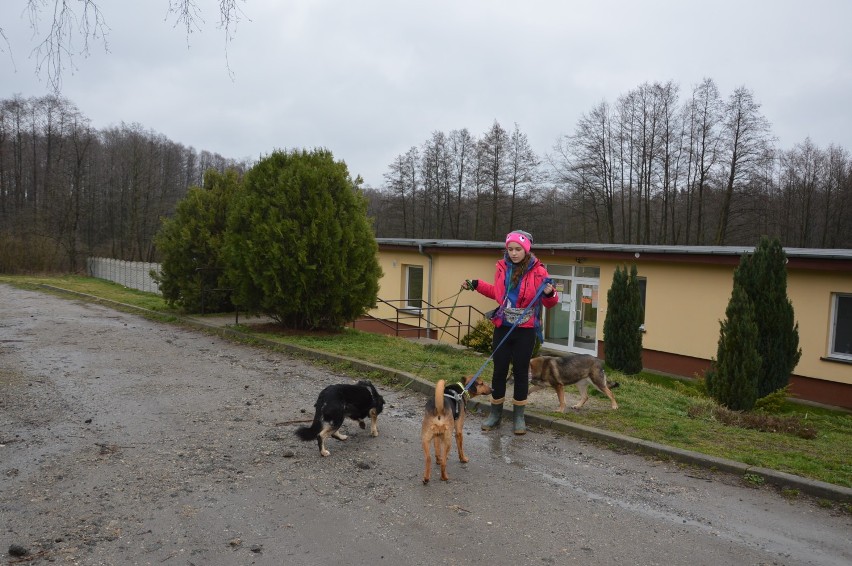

{"left": 735, "top": 236, "right": 802, "bottom": 397}
{"left": 223, "top": 149, "right": 382, "bottom": 330}
{"left": 603, "top": 264, "right": 643, "bottom": 374}
{"left": 708, "top": 282, "right": 761, "bottom": 410}
{"left": 624, "top": 264, "right": 644, "bottom": 373}
{"left": 152, "top": 168, "right": 241, "bottom": 312}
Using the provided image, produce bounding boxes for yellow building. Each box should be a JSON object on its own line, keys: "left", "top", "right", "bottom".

{"left": 369, "top": 239, "right": 852, "bottom": 410}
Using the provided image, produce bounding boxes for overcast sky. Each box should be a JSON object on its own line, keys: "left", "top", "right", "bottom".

{"left": 4, "top": 0, "right": 851, "bottom": 187}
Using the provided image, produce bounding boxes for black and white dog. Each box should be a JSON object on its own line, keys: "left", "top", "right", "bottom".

{"left": 295, "top": 380, "right": 385, "bottom": 456}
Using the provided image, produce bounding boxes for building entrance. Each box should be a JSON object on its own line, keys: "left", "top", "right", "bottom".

{"left": 543, "top": 264, "right": 600, "bottom": 355}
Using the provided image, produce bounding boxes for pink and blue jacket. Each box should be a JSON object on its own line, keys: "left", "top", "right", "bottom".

{"left": 474, "top": 254, "right": 559, "bottom": 329}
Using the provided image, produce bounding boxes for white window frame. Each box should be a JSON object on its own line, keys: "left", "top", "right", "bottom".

{"left": 829, "top": 293, "right": 852, "bottom": 361}
{"left": 403, "top": 265, "right": 424, "bottom": 313}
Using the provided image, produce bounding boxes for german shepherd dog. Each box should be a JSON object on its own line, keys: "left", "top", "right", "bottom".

{"left": 421, "top": 376, "right": 492, "bottom": 484}
{"left": 296, "top": 380, "right": 385, "bottom": 456}
{"left": 528, "top": 355, "right": 619, "bottom": 411}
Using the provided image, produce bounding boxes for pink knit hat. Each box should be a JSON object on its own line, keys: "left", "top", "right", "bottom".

{"left": 505, "top": 230, "right": 532, "bottom": 254}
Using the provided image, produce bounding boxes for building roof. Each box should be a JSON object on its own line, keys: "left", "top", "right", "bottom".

{"left": 376, "top": 238, "right": 852, "bottom": 270}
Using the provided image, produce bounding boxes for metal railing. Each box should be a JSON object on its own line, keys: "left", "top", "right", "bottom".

{"left": 349, "top": 297, "right": 486, "bottom": 344}
{"left": 196, "top": 267, "right": 234, "bottom": 315}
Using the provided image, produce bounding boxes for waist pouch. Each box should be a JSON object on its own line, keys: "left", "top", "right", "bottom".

{"left": 501, "top": 306, "right": 532, "bottom": 325}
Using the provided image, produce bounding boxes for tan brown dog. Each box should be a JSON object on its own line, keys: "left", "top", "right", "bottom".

{"left": 528, "top": 355, "right": 619, "bottom": 411}
{"left": 421, "top": 375, "right": 492, "bottom": 484}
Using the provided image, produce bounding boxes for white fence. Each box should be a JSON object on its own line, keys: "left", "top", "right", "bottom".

{"left": 87, "top": 257, "right": 162, "bottom": 294}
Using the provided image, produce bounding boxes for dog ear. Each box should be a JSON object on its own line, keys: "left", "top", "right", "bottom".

{"left": 366, "top": 381, "right": 381, "bottom": 397}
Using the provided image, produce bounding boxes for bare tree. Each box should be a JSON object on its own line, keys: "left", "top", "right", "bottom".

{"left": 614, "top": 89, "right": 639, "bottom": 242}
{"left": 779, "top": 139, "right": 824, "bottom": 247}
{"left": 653, "top": 81, "right": 682, "bottom": 245}
{"left": 447, "top": 128, "right": 476, "bottom": 239}
{"left": 715, "top": 86, "right": 773, "bottom": 245}
{"left": 778, "top": 141, "right": 852, "bottom": 248}
{"left": 477, "top": 120, "right": 510, "bottom": 240}
{"left": 0, "top": 96, "right": 29, "bottom": 215}
{"left": 505, "top": 123, "right": 540, "bottom": 230}
{"left": 823, "top": 145, "right": 852, "bottom": 247}
{"left": 682, "top": 78, "right": 723, "bottom": 244}
{"left": 58, "top": 107, "right": 95, "bottom": 270}
{"left": 629, "top": 82, "right": 680, "bottom": 245}
{"left": 551, "top": 101, "right": 617, "bottom": 242}
{"left": 420, "top": 131, "right": 450, "bottom": 238}
{"left": 382, "top": 147, "right": 419, "bottom": 238}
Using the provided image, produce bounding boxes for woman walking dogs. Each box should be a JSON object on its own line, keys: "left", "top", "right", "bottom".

{"left": 462, "top": 230, "right": 558, "bottom": 434}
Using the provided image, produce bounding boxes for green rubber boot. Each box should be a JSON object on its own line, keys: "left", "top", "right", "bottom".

{"left": 512, "top": 404, "right": 527, "bottom": 435}
{"left": 481, "top": 402, "right": 504, "bottom": 431}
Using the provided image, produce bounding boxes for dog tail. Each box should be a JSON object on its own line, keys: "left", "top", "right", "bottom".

{"left": 295, "top": 410, "right": 322, "bottom": 441}
{"left": 434, "top": 379, "right": 446, "bottom": 415}
{"left": 602, "top": 368, "right": 620, "bottom": 389}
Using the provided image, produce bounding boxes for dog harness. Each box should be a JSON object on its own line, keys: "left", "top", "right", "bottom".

{"left": 443, "top": 382, "right": 470, "bottom": 419}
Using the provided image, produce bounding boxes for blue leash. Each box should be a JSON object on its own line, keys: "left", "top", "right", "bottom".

{"left": 463, "top": 278, "right": 552, "bottom": 392}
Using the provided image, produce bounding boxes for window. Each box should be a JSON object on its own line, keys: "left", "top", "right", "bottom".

{"left": 637, "top": 277, "right": 647, "bottom": 326}
{"left": 830, "top": 293, "right": 852, "bottom": 360}
{"left": 575, "top": 266, "right": 600, "bottom": 278}
{"left": 405, "top": 265, "right": 423, "bottom": 310}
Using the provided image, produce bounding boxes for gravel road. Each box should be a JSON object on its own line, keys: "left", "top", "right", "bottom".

{"left": 1, "top": 284, "right": 849, "bottom": 566}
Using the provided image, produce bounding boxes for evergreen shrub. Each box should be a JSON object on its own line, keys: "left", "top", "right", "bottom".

{"left": 222, "top": 149, "right": 382, "bottom": 330}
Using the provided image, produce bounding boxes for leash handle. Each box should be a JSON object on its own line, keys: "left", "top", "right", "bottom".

{"left": 464, "top": 278, "right": 552, "bottom": 392}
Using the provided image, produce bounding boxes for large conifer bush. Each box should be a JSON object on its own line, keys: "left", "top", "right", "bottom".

{"left": 603, "top": 264, "right": 643, "bottom": 374}
{"left": 223, "top": 149, "right": 382, "bottom": 330}
{"left": 152, "top": 169, "right": 241, "bottom": 312}
{"left": 708, "top": 282, "right": 761, "bottom": 410}
{"left": 734, "top": 236, "right": 801, "bottom": 397}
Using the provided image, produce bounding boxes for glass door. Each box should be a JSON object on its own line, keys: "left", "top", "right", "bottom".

{"left": 571, "top": 280, "right": 598, "bottom": 352}
{"left": 542, "top": 265, "right": 600, "bottom": 354}
{"left": 543, "top": 276, "right": 572, "bottom": 349}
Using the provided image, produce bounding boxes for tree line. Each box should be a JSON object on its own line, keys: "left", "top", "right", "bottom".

{"left": 0, "top": 95, "right": 248, "bottom": 272}
{"left": 366, "top": 79, "right": 852, "bottom": 248}
{"left": 2, "top": 79, "right": 850, "bottom": 275}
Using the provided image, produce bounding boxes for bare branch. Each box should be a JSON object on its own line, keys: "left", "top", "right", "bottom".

{"left": 217, "top": 0, "right": 249, "bottom": 81}
{"left": 168, "top": 0, "right": 204, "bottom": 43}
{"left": 28, "top": 0, "right": 110, "bottom": 92}
{"left": 0, "top": 25, "right": 17, "bottom": 72}
{"left": 218, "top": 0, "right": 245, "bottom": 41}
